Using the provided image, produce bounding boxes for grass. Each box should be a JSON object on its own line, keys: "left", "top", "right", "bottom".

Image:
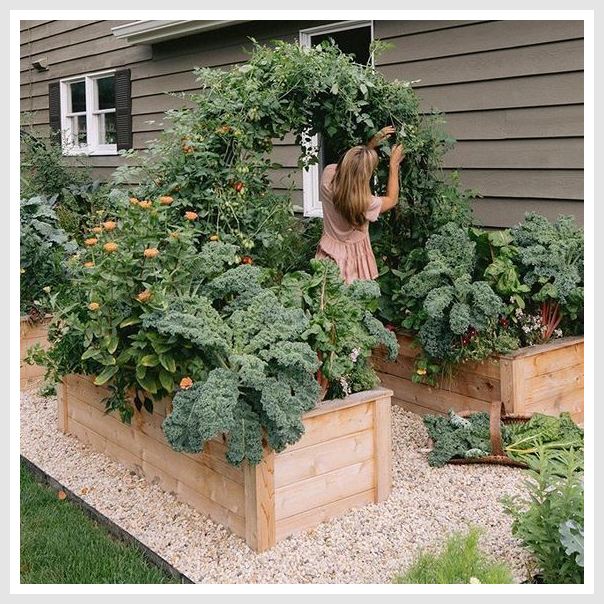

{"left": 393, "top": 527, "right": 514, "bottom": 584}
{"left": 20, "top": 461, "right": 178, "bottom": 584}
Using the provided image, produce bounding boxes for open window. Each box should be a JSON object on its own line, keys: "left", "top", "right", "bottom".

{"left": 299, "top": 21, "right": 373, "bottom": 217}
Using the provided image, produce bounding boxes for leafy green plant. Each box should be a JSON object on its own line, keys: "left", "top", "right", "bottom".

{"left": 502, "top": 447, "right": 584, "bottom": 584}
{"left": 20, "top": 196, "right": 76, "bottom": 318}
{"left": 424, "top": 409, "right": 583, "bottom": 468}
{"left": 393, "top": 526, "right": 514, "bottom": 584}
{"left": 274, "top": 258, "right": 398, "bottom": 399}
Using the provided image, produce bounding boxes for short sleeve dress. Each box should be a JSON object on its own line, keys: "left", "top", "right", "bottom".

{"left": 315, "top": 163, "right": 382, "bottom": 284}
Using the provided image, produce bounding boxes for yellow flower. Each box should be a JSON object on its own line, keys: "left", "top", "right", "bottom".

{"left": 416, "top": 368, "right": 427, "bottom": 376}
{"left": 102, "top": 221, "right": 117, "bottom": 231}
{"left": 159, "top": 196, "right": 174, "bottom": 205}
{"left": 184, "top": 211, "right": 198, "bottom": 221}
{"left": 103, "top": 242, "right": 118, "bottom": 253}
{"left": 84, "top": 238, "right": 98, "bottom": 246}
{"left": 138, "top": 200, "right": 152, "bottom": 209}
{"left": 180, "top": 377, "right": 193, "bottom": 390}
{"left": 20, "top": 268, "right": 25, "bottom": 274}
{"left": 144, "top": 248, "right": 159, "bottom": 258}
{"left": 137, "top": 289, "right": 151, "bottom": 302}
{"left": 42, "top": 286, "right": 51, "bottom": 293}
{"left": 88, "top": 302, "right": 100, "bottom": 311}
{"left": 210, "top": 234, "right": 219, "bottom": 242}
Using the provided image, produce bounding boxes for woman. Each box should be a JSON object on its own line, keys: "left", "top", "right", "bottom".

{"left": 315, "top": 126, "right": 405, "bottom": 284}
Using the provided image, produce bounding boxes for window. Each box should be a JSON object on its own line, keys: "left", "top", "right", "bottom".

{"left": 299, "top": 21, "right": 374, "bottom": 217}
{"left": 60, "top": 70, "right": 118, "bottom": 155}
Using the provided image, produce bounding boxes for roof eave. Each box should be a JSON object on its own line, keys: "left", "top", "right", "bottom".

{"left": 111, "top": 20, "right": 248, "bottom": 45}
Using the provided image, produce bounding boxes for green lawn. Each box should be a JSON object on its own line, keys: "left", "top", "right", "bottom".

{"left": 20, "top": 461, "right": 179, "bottom": 584}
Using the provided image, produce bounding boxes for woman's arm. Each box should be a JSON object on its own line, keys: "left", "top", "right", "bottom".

{"left": 379, "top": 143, "right": 405, "bottom": 214}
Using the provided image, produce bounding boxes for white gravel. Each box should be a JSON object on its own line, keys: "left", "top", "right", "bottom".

{"left": 20, "top": 390, "right": 533, "bottom": 583}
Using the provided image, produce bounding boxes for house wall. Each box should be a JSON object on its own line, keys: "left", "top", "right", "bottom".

{"left": 20, "top": 19, "right": 584, "bottom": 227}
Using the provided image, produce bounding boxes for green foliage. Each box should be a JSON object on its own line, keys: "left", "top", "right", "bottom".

{"left": 393, "top": 527, "right": 514, "bottom": 584}
{"left": 424, "top": 409, "right": 583, "bottom": 469}
{"left": 502, "top": 447, "right": 584, "bottom": 584}
{"left": 274, "top": 258, "right": 398, "bottom": 399}
{"left": 20, "top": 196, "right": 76, "bottom": 318}
{"left": 424, "top": 410, "right": 492, "bottom": 467}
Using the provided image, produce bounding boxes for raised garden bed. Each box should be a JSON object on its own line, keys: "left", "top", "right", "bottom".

{"left": 373, "top": 333, "right": 584, "bottom": 424}
{"left": 57, "top": 373, "right": 393, "bottom": 552}
{"left": 20, "top": 316, "right": 51, "bottom": 390}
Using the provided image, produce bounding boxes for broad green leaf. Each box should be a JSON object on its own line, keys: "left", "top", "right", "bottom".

{"left": 140, "top": 354, "right": 160, "bottom": 367}
{"left": 94, "top": 365, "right": 119, "bottom": 385}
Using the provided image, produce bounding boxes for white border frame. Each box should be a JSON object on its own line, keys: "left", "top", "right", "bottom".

{"left": 299, "top": 20, "right": 374, "bottom": 217}
{"left": 60, "top": 68, "right": 118, "bottom": 156}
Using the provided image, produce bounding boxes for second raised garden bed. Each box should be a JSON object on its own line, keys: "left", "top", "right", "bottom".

{"left": 20, "top": 316, "right": 51, "bottom": 390}
{"left": 373, "top": 332, "right": 584, "bottom": 424}
{"left": 57, "top": 374, "right": 393, "bottom": 551}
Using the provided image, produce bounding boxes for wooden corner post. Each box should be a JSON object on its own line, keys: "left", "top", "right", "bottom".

{"left": 243, "top": 447, "right": 276, "bottom": 551}
{"left": 56, "top": 377, "right": 68, "bottom": 433}
{"left": 373, "top": 396, "right": 392, "bottom": 502}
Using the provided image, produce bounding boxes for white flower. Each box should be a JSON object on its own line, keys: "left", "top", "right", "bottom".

{"left": 349, "top": 347, "right": 361, "bottom": 363}
{"left": 554, "top": 328, "right": 563, "bottom": 338}
{"left": 469, "top": 577, "right": 481, "bottom": 584}
{"left": 339, "top": 376, "right": 351, "bottom": 396}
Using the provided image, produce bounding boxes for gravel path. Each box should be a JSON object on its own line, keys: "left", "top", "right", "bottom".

{"left": 20, "top": 391, "right": 533, "bottom": 583}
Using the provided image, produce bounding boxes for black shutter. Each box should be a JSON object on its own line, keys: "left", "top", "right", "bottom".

{"left": 48, "top": 82, "right": 61, "bottom": 145}
{"left": 115, "top": 69, "right": 132, "bottom": 151}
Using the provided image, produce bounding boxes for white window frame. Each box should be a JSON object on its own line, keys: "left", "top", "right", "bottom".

{"left": 299, "top": 21, "right": 374, "bottom": 217}
{"left": 60, "top": 69, "right": 118, "bottom": 156}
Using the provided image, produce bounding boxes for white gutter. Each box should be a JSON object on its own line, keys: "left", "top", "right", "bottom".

{"left": 111, "top": 20, "right": 249, "bottom": 45}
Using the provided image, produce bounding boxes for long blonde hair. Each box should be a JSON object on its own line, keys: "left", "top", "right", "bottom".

{"left": 332, "top": 146, "right": 378, "bottom": 229}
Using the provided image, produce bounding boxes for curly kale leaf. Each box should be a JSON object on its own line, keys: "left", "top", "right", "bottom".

{"left": 225, "top": 402, "right": 264, "bottom": 466}
{"left": 163, "top": 368, "right": 240, "bottom": 453}
{"left": 424, "top": 285, "right": 455, "bottom": 320}
{"left": 362, "top": 311, "right": 399, "bottom": 360}
{"left": 206, "top": 264, "right": 265, "bottom": 313}
{"left": 182, "top": 241, "right": 239, "bottom": 283}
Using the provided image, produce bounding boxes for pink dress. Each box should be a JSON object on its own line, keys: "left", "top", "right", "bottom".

{"left": 315, "top": 163, "right": 382, "bottom": 284}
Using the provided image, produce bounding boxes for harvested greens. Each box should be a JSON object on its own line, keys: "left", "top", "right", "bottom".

{"left": 424, "top": 409, "right": 583, "bottom": 468}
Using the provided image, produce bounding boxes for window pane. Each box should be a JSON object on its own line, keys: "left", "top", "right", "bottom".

{"left": 70, "top": 115, "right": 87, "bottom": 146}
{"left": 98, "top": 112, "right": 117, "bottom": 145}
{"left": 97, "top": 76, "right": 115, "bottom": 110}
{"left": 70, "top": 81, "right": 86, "bottom": 113}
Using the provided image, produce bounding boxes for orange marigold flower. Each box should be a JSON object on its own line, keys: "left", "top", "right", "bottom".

{"left": 184, "top": 211, "right": 198, "bottom": 221}
{"left": 137, "top": 289, "right": 151, "bottom": 302}
{"left": 241, "top": 256, "right": 253, "bottom": 265}
{"left": 138, "top": 200, "right": 152, "bottom": 209}
{"left": 83, "top": 262, "right": 94, "bottom": 268}
{"left": 210, "top": 234, "right": 219, "bottom": 242}
{"left": 103, "top": 242, "right": 118, "bottom": 253}
{"left": 92, "top": 226, "right": 102, "bottom": 234}
{"left": 88, "top": 302, "right": 100, "bottom": 311}
{"left": 180, "top": 377, "right": 193, "bottom": 390}
{"left": 159, "top": 196, "right": 174, "bottom": 205}
{"left": 144, "top": 248, "right": 159, "bottom": 258}
{"left": 102, "top": 221, "right": 117, "bottom": 231}
{"left": 84, "top": 238, "right": 98, "bottom": 246}
{"left": 129, "top": 197, "right": 139, "bottom": 205}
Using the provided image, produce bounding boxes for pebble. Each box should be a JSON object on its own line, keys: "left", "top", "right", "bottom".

{"left": 20, "top": 390, "right": 533, "bottom": 583}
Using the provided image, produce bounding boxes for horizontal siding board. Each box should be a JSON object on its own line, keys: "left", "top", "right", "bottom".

{"left": 416, "top": 72, "right": 584, "bottom": 112}
{"left": 374, "top": 20, "right": 484, "bottom": 39}
{"left": 441, "top": 105, "right": 584, "bottom": 140}
{"left": 131, "top": 71, "right": 201, "bottom": 98}
{"left": 376, "top": 20, "right": 584, "bottom": 64}
{"left": 20, "top": 31, "right": 138, "bottom": 72}
{"left": 131, "top": 92, "right": 196, "bottom": 115}
{"left": 20, "top": 46, "right": 152, "bottom": 86}
{"left": 443, "top": 138, "right": 584, "bottom": 169}
{"left": 20, "top": 21, "right": 131, "bottom": 58}
{"left": 472, "top": 198, "right": 584, "bottom": 228}
{"left": 20, "top": 20, "right": 53, "bottom": 31}
{"left": 378, "top": 39, "right": 583, "bottom": 87}
{"left": 19, "top": 20, "right": 102, "bottom": 40}
{"left": 448, "top": 168, "right": 583, "bottom": 200}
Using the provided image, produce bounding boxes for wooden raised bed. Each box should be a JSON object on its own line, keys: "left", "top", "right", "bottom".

{"left": 57, "top": 374, "right": 393, "bottom": 551}
{"left": 20, "top": 316, "right": 51, "bottom": 390}
{"left": 373, "top": 333, "right": 584, "bottom": 424}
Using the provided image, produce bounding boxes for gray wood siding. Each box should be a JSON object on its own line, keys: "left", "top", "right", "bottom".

{"left": 21, "top": 19, "right": 584, "bottom": 226}
{"left": 374, "top": 19, "right": 584, "bottom": 227}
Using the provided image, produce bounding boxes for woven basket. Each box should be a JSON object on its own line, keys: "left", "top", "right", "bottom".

{"left": 431, "top": 402, "right": 532, "bottom": 469}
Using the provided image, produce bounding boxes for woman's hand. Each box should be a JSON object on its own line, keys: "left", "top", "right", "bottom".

{"left": 367, "top": 126, "right": 396, "bottom": 149}
{"left": 389, "top": 143, "right": 405, "bottom": 167}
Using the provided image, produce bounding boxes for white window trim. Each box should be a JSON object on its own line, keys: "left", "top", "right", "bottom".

{"left": 60, "top": 69, "right": 118, "bottom": 156}
{"left": 299, "top": 21, "right": 374, "bottom": 218}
